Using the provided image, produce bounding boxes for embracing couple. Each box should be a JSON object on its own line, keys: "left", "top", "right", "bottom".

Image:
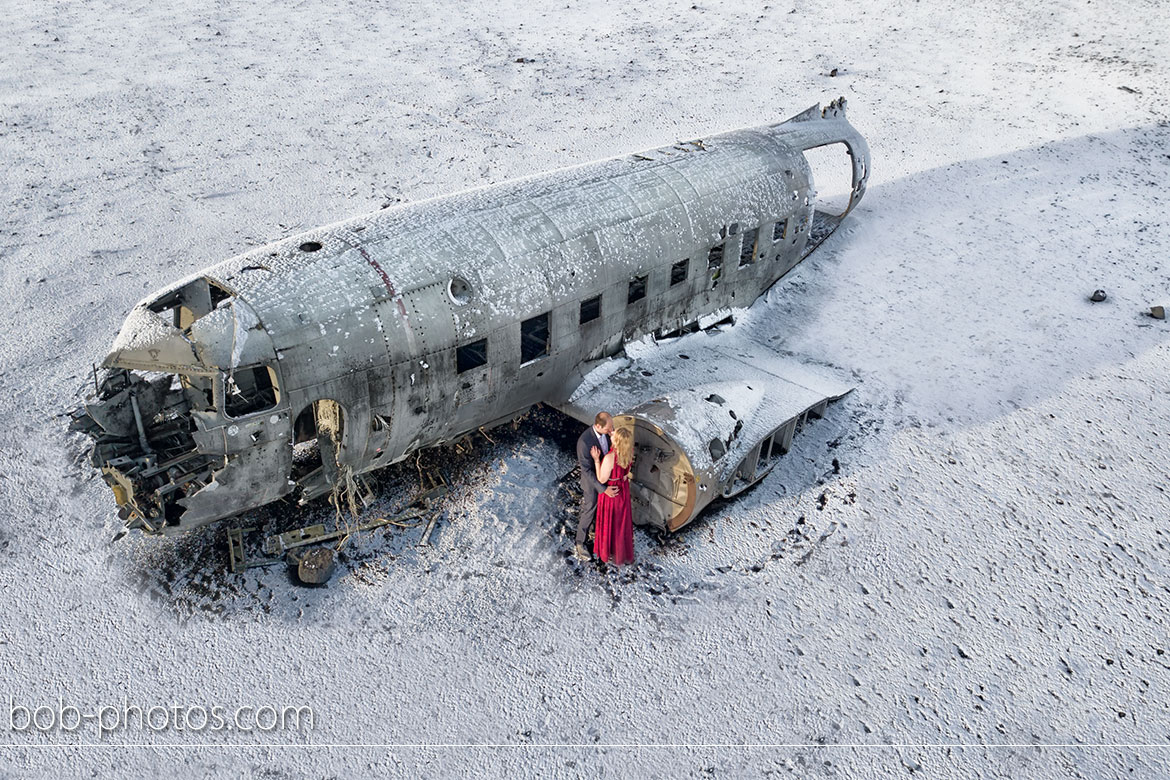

{"left": 574, "top": 411, "right": 635, "bottom": 565}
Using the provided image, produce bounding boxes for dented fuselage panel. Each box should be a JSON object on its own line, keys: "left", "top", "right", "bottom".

{"left": 74, "top": 98, "right": 870, "bottom": 536}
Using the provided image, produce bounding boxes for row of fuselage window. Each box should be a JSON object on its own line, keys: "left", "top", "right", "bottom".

{"left": 455, "top": 216, "right": 801, "bottom": 374}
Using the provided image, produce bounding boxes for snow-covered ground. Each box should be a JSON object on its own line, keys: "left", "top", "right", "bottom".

{"left": 3, "top": 0, "right": 1170, "bottom": 776}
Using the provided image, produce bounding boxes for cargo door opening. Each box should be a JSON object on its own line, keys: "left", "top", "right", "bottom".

{"left": 290, "top": 399, "right": 345, "bottom": 491}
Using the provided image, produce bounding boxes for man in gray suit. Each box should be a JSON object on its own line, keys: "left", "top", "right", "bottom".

{"left": 575, "top": 411, "right": 618, "bottom": 560}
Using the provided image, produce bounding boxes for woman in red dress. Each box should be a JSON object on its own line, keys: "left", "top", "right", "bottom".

{"left": 591, "top": 427, "right": 635, "bottom": 565}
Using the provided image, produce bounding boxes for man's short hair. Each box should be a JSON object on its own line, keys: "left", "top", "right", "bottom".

{"left": 594, "top": 411, "right": 612, "bottom": 428}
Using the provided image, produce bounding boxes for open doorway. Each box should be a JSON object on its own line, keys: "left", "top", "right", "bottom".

{"left": 290, "top": 399, "right": 345, "bottom": 485}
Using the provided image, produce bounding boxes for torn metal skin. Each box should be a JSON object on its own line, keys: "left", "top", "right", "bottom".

{"left": 73, "top": 99, "right": 870, "bottom": 537}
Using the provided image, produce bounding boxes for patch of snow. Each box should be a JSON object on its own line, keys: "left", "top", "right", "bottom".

{"left": 1, "top": 0, "right": 1169, "bottom": 776}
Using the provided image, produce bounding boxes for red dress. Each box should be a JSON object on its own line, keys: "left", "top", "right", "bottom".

{"left": 595, "top": 457, "right": 635, "bottom": 565}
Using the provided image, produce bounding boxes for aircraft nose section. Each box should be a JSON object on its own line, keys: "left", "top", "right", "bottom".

{"left": 104, "top": 293, "right": 273, "bottom": 376}
{"left": 103, "top": 305, "right": 203, "bottom": 373}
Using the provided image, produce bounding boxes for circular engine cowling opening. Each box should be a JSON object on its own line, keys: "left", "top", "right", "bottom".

{"left": 614, "top": 415, "right": 698, "bottom": 532}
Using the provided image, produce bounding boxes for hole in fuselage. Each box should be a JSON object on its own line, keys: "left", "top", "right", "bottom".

{"left": 448, "top": 276, "right": 474, "bottom": 305}
{"left": 290, "top": 400, "right": 345, "bottom": 484}
{"left": 803, "top": 142, "right": 855, "bottom": 218}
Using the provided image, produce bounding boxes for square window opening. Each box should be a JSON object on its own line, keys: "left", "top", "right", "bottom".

{"left": 580, "top": 295, "right": 601, "bottom": 324}
{"left": 224, "top": 364, "right": 280, "bottom": 418}
{"left": 707, "top": 243, "right": 725, "bottom": 270}
{"left": 739, "top": 227, "right": 759, "bottom": 267}
{"left": 520, "top": 313, "right": 550, "bottom": 364}
{"left": 627, "top": 275, "right": 648, "bottom": 304}
{"left": 670, "top": 258, "right": 689, "bottom": 286}
{"left": 456, "top": 338, "right": 488, "bottom": 373}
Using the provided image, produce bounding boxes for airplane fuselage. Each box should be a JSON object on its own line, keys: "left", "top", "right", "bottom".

{"left": 75, "top": 99, "right": 869, "bottom": 535}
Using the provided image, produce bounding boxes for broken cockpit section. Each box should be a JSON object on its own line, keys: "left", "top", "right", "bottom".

{"left": 71, "top": 276, "right": 294, "bottom": 535}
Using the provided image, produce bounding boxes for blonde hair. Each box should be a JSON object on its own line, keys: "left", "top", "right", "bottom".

{"left": 611, "top": 427, "right": 634, "bottom": 470}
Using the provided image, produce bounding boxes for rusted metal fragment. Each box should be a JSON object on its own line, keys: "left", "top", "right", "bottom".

{"left": 227, "top": 527, "right": 282, "bottom": 573}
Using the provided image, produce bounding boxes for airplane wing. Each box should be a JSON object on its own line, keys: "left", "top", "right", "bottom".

{"left": 553, "top": 326, "right": 853, "bottom": 531}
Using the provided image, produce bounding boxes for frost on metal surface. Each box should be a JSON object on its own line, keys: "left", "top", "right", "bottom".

{"left": 72, "top": 98, "right": 870, "bottom": 537}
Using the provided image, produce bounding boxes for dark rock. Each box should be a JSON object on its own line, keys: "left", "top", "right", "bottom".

{"left": 293, "top": 547, "right": 336, "bottom": 585}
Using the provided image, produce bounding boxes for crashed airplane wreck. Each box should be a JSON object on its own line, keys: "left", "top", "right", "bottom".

{"left": 72, "top": 99, "right": 869, "bottom": 537}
